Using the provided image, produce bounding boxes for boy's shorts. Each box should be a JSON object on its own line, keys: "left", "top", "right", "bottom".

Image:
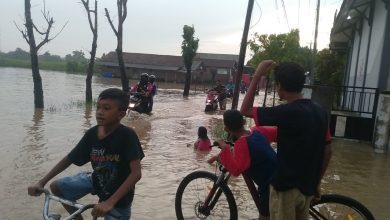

{"left": 258, "top": 184, "right": 270, "bottom": 216}
{"left": 269, "top": 186, "right": 313, "bottom": 220}
{"left": 56, "top": 172, "right": 131, "bottom": 220}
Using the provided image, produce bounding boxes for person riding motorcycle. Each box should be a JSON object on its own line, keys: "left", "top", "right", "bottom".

{"left": 209, "top": 80, "right": 227, "bottom": 110}
{"left": 130, "top": 73, "right": 152, "bottom": 113}
{"left": 148, "top": 74, "right": 157, "bottom": 112}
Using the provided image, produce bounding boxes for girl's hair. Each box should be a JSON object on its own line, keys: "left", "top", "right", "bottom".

{"left": 198, "top": 126, "right": 208, "bottom": 139}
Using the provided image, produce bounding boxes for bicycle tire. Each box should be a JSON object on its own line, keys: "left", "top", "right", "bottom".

{"left": 310, "top": 194, "right": 375, "bottom": 220}
{"left": 175, "top": 170, "right": 238, "bottom": 220}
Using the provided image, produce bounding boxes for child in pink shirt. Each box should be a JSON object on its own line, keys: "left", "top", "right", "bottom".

{"left": 194, "top": 126, "right": 212, "bottom": 151}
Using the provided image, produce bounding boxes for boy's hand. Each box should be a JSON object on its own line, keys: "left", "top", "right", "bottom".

{"left": 207, "top": 155, "right": 219, "bottom": 164}
{"left": 27, "top": 182, "right": 44, "bottom": 196}
{"left": 254, "top": 60, "right": 275, "bottom": 78}
{"left": 91, "top": 200, "right": 114, "bottom": 218}
{"left": 217, "top": 140, "right": 229, "bottom": 150}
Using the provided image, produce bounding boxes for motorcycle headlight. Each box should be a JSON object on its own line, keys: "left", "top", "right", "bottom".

{"left": 129, "top": 103, "right": 135, "bottom": 108}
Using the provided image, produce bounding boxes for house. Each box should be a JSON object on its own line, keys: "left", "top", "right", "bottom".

{"left": 330, "top": 0, "right": 390, "bottom": 152}
{"left": 98, "top": 52, "right": 238, "bottom": 84}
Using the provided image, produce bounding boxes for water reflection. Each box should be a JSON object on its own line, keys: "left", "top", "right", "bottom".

{"left": 83, "top": 104, "right": 93, "bottom": 129}
{"left": 21, "top": 109, "right": 48, "bottom": 168}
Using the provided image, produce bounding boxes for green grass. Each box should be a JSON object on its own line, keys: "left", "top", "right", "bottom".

{"left": 0, "top": 57, "right": 99, "bottom": 74}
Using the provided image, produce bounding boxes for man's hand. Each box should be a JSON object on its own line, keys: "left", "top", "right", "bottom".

{"left": 91, "top": 200, "right": 115, "bottom": 218}
{"left": 27, "top": 182, "right": 45, "bottom": 196}
{"left": 254, "top": 60, "right": 276, "bottom": 79}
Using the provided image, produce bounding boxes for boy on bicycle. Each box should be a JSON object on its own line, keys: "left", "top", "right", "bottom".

{"left": 241, "top": 60, "right": 332, "bottom": 220}
{"left": 28, "top": 88, "right": 144, "bottom": 220}
{"left": 208, "top": 109, "right": 277, "bottom": 220}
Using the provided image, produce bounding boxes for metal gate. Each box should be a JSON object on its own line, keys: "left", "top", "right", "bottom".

{"left": 330, "top": 86, "right": 379, "bottom": 142}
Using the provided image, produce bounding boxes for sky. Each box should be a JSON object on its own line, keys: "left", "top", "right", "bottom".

{"left": 0, "top": 0, "right": 343, "bottom": 59}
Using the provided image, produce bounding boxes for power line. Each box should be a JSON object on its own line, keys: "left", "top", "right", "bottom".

{"left": 280, "top": 0, "right": 290, "bottom": 30}
{"left": 250, "top": 0, "right": 263, "bottom": 29}
{"left": 298, "top": 0, "right": 301, "bottom": 27}
{"left": 275, "top": 0, "right": 281, "bottom": 26}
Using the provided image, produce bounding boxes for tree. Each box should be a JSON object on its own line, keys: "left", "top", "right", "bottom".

{"left": 81, "top": 0, "right": 98, "bottom": 103}
{"left": 315, "top": 48, "right": 345, "bottom": 86}
{"left": 181, "top": 25, "right": 199, "bottom": 97}
{"left": 15, "top": 0, "right": 67, "bottom": 108}
{"left": 105, "top": 0, "right": 129, "bottom": 92}
{"left": 248, "top": 29, "right": 311, "bottom": 71}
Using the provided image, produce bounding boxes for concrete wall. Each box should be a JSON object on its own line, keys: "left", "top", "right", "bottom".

{"left": 374, "top": 92, "right": 390, "bottom": 153}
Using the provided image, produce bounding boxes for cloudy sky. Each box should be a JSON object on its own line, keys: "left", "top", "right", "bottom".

{"left": 0, "top": 0, "right": 342, "bottom": 59}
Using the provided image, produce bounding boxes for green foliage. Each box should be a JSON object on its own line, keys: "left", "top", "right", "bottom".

{"left": 248, "top": 29, "right": 312, "bottom": 71}
{"left": 5, "top": 48, "right": 31, "bottom": 60}
{"left": 0, "top": 48, "right": 91, "bottom": 74}
{"left": 39, "top": 51, "right": 62, "bottom": 62}
{"left": 65, "top": 50, "right": 88, "bottom": 73}
{"left": 315, "top": 49, "right": 345, "bottom": 86}
{"left": 181, "top": 25, "right": 199, "bottom": 69}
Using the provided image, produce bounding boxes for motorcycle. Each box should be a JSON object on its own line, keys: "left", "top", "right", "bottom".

{"left": 204, "top": 91, "right": 218, "bottom": 112}
{"left": 127, "top": 92, "right": 149, "bottom": 115}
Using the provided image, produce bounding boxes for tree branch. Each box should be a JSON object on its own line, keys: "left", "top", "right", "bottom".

{"left": 81, "top": 0, "right": 96, "bottom": 33}
{"left": 121, "top": 0, "right": 128, "bottom": 23}
{"left": 105, "top": 8, "right": 118, "bottom": 36}
{"left": 14, "top": 21, "right": 30, "bottom": 44}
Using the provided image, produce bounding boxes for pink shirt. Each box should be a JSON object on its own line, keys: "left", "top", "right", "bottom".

{"left": 195, "top": 138, "right": 212, "bottom": 151}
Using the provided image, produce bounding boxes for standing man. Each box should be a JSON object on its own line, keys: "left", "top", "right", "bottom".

{"left": 240, "top": 60, "right": 332, "bottom": 220}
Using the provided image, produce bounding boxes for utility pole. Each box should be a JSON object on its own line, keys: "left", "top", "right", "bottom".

{"left": 311, "top": 0, "right": 320, "bottom": 85}
{"left": 231, "top": 0, "right": 254, "bottom": 110}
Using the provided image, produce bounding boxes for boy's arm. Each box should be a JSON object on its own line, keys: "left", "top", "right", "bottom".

{"left": 28, "top": 156, "right": 72, "bottom": 196}
{"left": 240, "top": 60, "right": 275, "bottom": 118}
{"left": 218, "top": 139, "right": 250, "bottom": 176}
{"left": 91, "top": 159, "right": 142, "bottom": 217}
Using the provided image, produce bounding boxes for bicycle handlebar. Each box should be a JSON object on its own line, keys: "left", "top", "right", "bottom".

{"left": 38, "top": 188, "right": 119, "bottom": 220}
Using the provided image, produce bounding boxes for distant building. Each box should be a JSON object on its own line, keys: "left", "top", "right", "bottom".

{"left": 98, "top": 52, "right": 238, "bottom": 83}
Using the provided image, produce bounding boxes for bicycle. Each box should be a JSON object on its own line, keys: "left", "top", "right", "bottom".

{"left": 37, "top": 188, "right": 119, "bottom": 220}
{"left": 175, "top": 143, "right": 375, "bottom": 220}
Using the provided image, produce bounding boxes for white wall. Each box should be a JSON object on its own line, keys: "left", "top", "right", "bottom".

{"left": 366, "top": 0, "right": 387, "bottom": 88}
{"left": 347, "top": 0, "right": 387, "bottom": 89}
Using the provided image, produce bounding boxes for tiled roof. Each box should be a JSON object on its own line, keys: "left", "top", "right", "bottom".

{"left": 100, "top": 52, "right": 238, "bottom": 70}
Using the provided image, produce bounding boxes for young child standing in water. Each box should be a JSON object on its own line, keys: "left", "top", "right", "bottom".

{"left": 28, "top": 88, "right": 144, "bottom": 220}
{"left": 194, "top": 126, "right": 212, "bottom": 151}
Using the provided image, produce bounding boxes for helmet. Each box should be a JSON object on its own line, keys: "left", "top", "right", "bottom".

{"left": 140, "top": 72, "right": 149, "bottom": 79}
{"left": 149, "top": 74, "right": 156, "bottom": 83}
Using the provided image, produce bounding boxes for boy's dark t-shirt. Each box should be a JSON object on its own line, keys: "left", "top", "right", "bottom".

{"left": 68, "top": 124, "right": 144, "bottom": 208}
{"left": 254, "top": 99, "right": 328, "bottom": 196}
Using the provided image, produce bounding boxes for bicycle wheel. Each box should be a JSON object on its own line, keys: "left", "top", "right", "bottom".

{"left": 175, "top": 171, "right": 238, "bottom": 220}
{"left": 309, "top": 194, "right": 375, "bottom": 220}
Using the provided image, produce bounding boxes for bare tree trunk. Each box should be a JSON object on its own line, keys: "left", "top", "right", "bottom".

{"left": 82, "top": 0, "right": 98, "bottom": 103}
{"left": 183, "top": 67, "right": 191, "bottom": 96}
{"left": 25, "top": 0, "right": 44, "bottom": 108}
{"left": 16, "top": 0, "right": 67, "bottom": 108}
{"left": 105, "top": 0, "right": 129, "bottom": 92}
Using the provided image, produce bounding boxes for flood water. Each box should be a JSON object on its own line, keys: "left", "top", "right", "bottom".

{"left": 0, "top": 67, "right": 389, "bottom": 219}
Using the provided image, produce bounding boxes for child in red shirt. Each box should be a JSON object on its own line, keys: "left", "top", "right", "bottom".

{"left": 194, "top": 126, "right": 212, "bottom": 151}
